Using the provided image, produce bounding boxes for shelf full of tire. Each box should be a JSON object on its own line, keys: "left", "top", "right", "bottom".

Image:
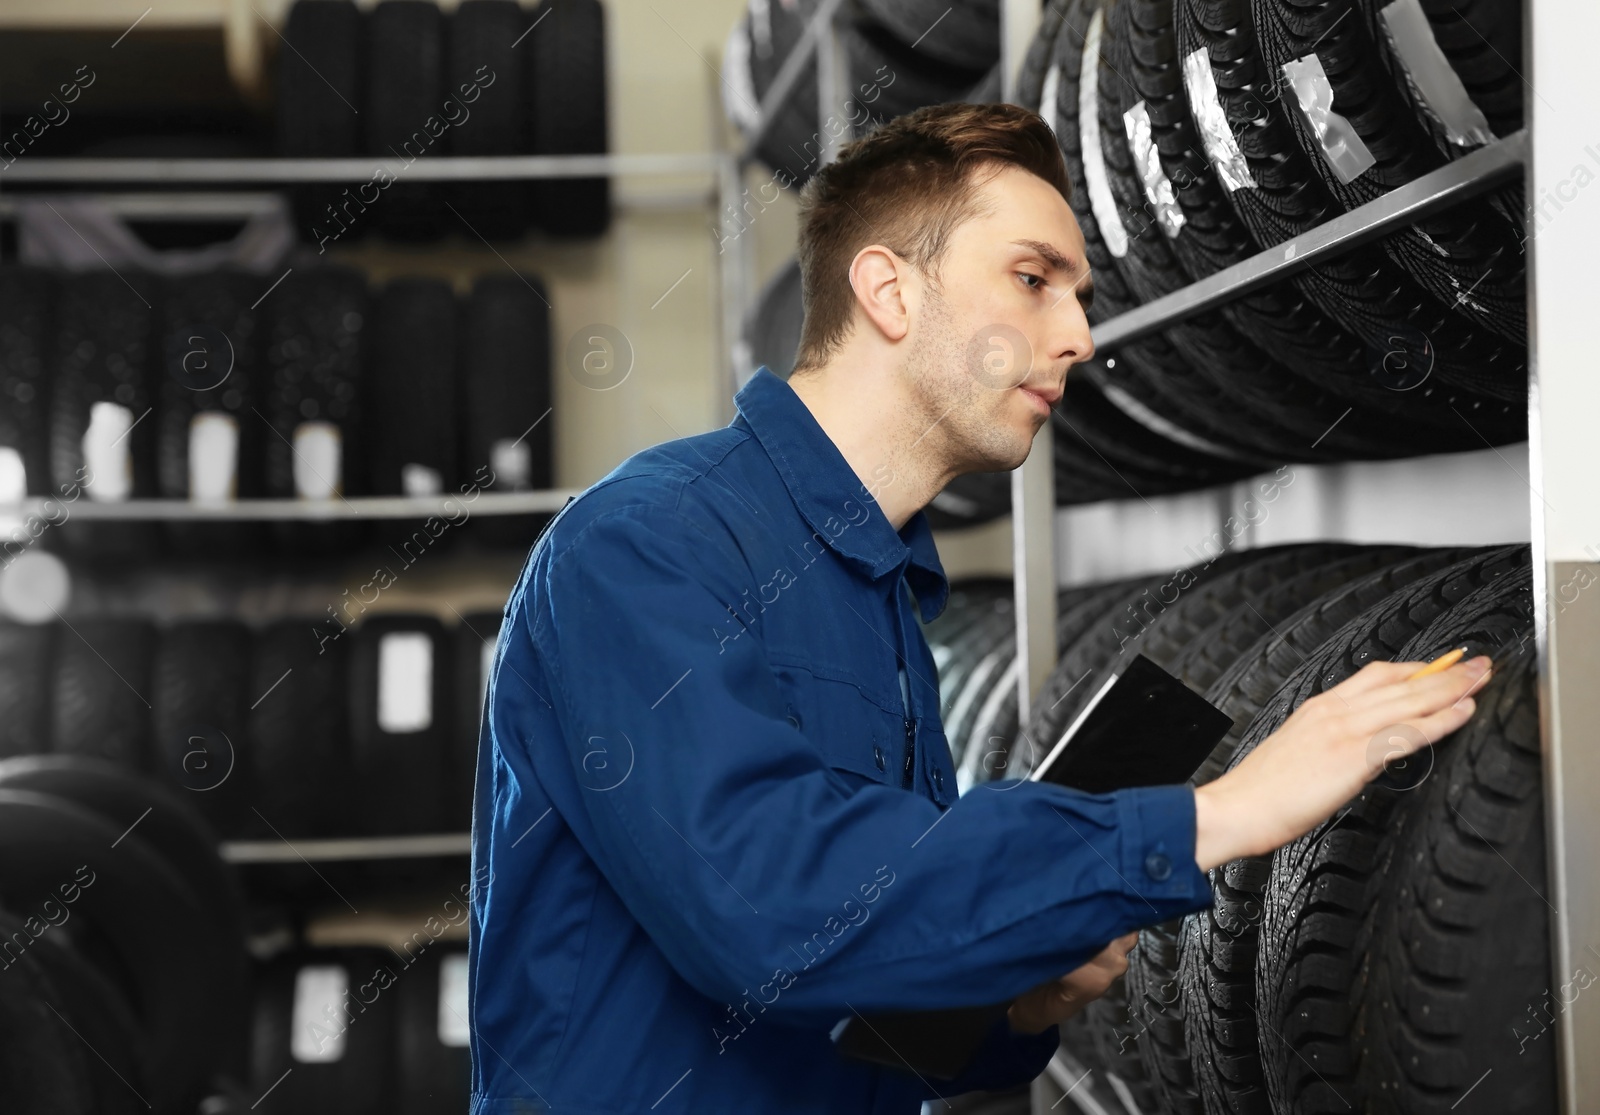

{"left": 924, "top": 542, "right": 1549, "bottom": 1115}
{"left": 0, "top": 0, "right": 606, "bottom": 1110}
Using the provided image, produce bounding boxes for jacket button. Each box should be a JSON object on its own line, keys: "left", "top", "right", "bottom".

{"left": 933, "top": 769, "right": 945, "bottom": 793}
{"left": 1144, "top": 852, "right": 1173, "bottom": 882}
{"left": 873, "top": 746, "right": 886, "bottom": 772}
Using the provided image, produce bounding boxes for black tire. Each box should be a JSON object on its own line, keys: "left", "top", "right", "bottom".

{"left": 1123, "top": 544, "right": 1418, "bottom": 1114}
{"left": 1051, "top": 376, "right": 1261, "bottom": 506}
{"left": 733, "top": 0, "right": 824, "bottom": 188}
{"left": 0, "top": 622, "right": 53, "bottom": 758}
{"left": 1256, "top": 557, "right": 1537, "bottom": 1113}
{"left": 1355, "top": 0, "right": 1521, "bottom": 147}
{"left": 369, "top": 278, "right": 458, "bottom": 498}
{"left": 1174, "top": 0, "right": 1526, "bottom": 415}
{"left": 49, "top": 271, "right": 163, "bottom": 560}
{"left": 1176, "top": 543, "right": 1528, "bottom": 1115}
{"left": 1120, "top": 0, "right": 1491, "bottom": 451}
{"left": 49, "top": 618, "right": 154, "bottom": 771}
{"left": 1063, "top": 543, "right": 1364, "bottom": 1107}
{"left": 249, "top": 948, "right": 399, "bottom": 1115}
{"left": 0, "top": 787, "right": 221, "bottom": 1114}
{"left": 965, "top": 576, "right": 1149, "bottom": 784}
{"left": 1098, "top": 0, "right": 1431, "bottom": 463}
{"left": 1354, "top": 648, "right": 1555, "bottom": 1114}
{"left": 1045, "top": 0, "right": 1280, "bottom": 470}
{"left": 366, "top": 0, "right": 446, "bottom": 241}
{"left": 1017, "top": 0, "right": 1073, "bottom": 113}
{"left": 249, "top": 620, "right": 350, "bottom": 839}
{"left": 259, "top": 266, "right": 368, "bottom": 554}
{"left": 151, "top": 620, "right": 254, "bottom": 838}
{"left": 527, "top": 0, "right": 611, "bottom": 237}
{"left": 1194, "top": 545, "right": 1479, "bottom": 787}
{"left": 841, "top": 14, "right": 992, "bottom": 122}
{"left": 0, "top": 908, "right": 100, "bottom": 1115}
{"left": 0, "top": 754, "right": 252, "bottom": 1098}
{"left": 447, "top": 0, "right": 529, "bottom": 240}
{"left": 0, "top": 267, "right": 55, "bottom": 503}
{"left": 277, "top": 0, "right": 366, "bottom": 245}
{"left": 395, "top": 948, "right": 472, "bottom": 1115}
{"left": 745, "top": 257, "right": 805, "bottom": 381}
{"left": 460, "top": 272, "right": 553, "bottom": 549}
{"left": 348, "top": 615, "right": 451, "bottom": 835}
{"left": 451, "top": 612, "right": 501, "bottom": 831}
{"left": 858, "top": 0, "right": 1000, "bottom": 71}
{"left": 156, "top": 269, "right": 267, "bottom": 556}
{"left": 1019, "top": 544, "right": 1274, "bottom": 756}
{"left": 1250, "top": 0, "right": 1524, "bottom": 343}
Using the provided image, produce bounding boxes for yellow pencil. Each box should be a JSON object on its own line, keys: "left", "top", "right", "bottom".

{"left": 1407, "top": 645, "right": 1469, "bottom": 680}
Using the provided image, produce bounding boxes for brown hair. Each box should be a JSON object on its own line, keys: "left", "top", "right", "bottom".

{"left": 791, "top": 102, "right": 1071, "bottom": 374}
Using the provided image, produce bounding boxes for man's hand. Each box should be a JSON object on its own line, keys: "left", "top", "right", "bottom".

{"left": 1006, "top": 932, "right": 1139, "bottom": 1035}
{"left": 1193, "top": 655, "right": 1495, "bottom": 870}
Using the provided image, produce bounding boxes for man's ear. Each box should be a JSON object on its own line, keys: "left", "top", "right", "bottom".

{"left": 848, "top": 245, "right": 912, "bottom": 344}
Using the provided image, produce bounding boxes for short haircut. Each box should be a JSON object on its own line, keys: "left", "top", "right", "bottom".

{"left": 791, "top": 102, "right": 1072, "bottom": 374}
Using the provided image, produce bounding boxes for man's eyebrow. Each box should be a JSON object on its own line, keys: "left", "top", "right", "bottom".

{"left": 1009, "top": 238, "right": 1082, "bottom": 277}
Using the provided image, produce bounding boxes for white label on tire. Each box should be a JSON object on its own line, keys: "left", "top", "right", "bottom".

{"left": 401, "top": 463, "right": 442, "bottom": 497}
{"left": 0, "top": 447, "right": 25, "bottom": 538}
{"left": 188, "top": 411, "right": 238, "bottom": 503}
{"left": 489, "top": 438, "right": 531, "bottom": 491}
{"left": 1123, "top": 100, "right": 1186, "bottom": 239}
{"left": 1282, "top": 52, "right": 1376, "bottom": 184}
{"left": 292, "top": 421, "right": 342, "bottom": 500}
{"left": 1181, "top": 48, "right": 1257, "bottom": 192}
{"left": 1380, "top": 0, "right": 1493, "bottom": 147}
{"left": 1039, "top": 62, "right": 1062, "bottom": 137}
{"left": 437, "top": 953, "right": 470, "bottom": 1047}
{"left": 480, "top": 637, "right": 496, "bottom": 713}
{"left": 290, "top": 965, "right": 349, "bottom": 1063}
{"left": 378, "top": 631, "right": 433, "bottom": 733}
{"left": 82, "top": 401, "right": 134, "bottom": 502}
{"left": 1078, "top": 9, "right": 1129, "bottom": 258}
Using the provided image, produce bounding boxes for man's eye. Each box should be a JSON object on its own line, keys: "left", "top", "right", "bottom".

{"left": 1020, "top": 273, "right": 1043, "bottom": 290}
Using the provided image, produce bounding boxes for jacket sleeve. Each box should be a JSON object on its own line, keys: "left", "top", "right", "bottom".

{"left": 528, "top": 498, "right": 1214, "bottom": 1031}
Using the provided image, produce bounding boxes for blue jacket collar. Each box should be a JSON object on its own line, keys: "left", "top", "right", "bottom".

{"left": 732, "top": 366, "right": 949, "bottom": 621}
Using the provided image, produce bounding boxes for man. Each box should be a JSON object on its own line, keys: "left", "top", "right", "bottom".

{"left": 466, "top": 102, "right": 1492, "bottom": 1114}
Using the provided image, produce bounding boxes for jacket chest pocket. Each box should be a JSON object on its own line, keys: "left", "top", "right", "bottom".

{"left": 774, "top": 660, "right": 906, "bottom": 792}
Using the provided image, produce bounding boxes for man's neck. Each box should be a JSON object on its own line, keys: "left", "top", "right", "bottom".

{"left": 785, "top": 363, "right": 954, "bottom": 532}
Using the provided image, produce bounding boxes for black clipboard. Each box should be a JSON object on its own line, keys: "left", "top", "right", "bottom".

{"left": 831, "top": 654, "right": 1233, "bottom": 1079}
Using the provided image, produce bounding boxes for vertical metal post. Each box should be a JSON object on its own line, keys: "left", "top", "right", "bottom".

{"left": 1001, "top": 0, "right": 1039, "bottom": 103}
{"left": 1001, "top": 0, "right": 1058, "bottom": 781}
{"left": 717, "top": 151, "right": 754, "bottom": 412}
{"left": 817, "top": 10, "right": 853, "bottom": 166}
{"left": 1527, "top": 1, "right": 1600, "bottom": 1110}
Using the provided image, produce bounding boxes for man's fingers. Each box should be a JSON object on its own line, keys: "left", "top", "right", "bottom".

{"left": 1329, "top": 659, "right": 1435, "bottom": 696}
{"left": 1363, "top": 701, "right": 1476, "bottom": 773}
{"left": 1353, "top": 667, "right": 1489, "bottom": 735}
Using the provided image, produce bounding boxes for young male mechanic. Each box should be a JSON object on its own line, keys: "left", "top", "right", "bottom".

{"left": 465, "top": 102, "right": 1494, "bottom": 1114}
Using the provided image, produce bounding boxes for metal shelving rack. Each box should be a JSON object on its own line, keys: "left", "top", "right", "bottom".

{"left": 0, "top": 150, "right": 740, "bottom": 865}
{"left": 735, "top": 0, "right": 1597, "bottom": 1112}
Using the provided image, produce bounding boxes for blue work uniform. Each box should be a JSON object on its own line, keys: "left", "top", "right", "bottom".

{"left": 466, "top": 366, "right": 1214, "bottom": 1114}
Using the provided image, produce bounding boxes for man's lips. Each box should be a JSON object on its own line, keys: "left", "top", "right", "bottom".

{"left": 1017, "top": 383, "right": 1062, "bottom": 412}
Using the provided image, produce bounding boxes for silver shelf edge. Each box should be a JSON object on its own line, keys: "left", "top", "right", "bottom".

{"left": 1089, "top": 129, "right": 1528, "bottom": 351}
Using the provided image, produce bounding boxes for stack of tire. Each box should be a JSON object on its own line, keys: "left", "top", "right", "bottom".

{"left": 0, "top": 756, "right": 250, "bottom": 1115}
{"left": 926, "top": 539, "right": 1550, "bottom": 1113}
{"left": 277, "top": 0, "right": 610, "bottom": 243}
{"left": 734, "top": 0, "right": 1528, "bottom": 527}
{"left": 0, "top": 263, "right": 553, "bottom": 561}
{"left": 238, "top": 944, "right": 470, "bottom": 1115}
{"left": 722, "top": 0, "right": 1003, "bottom": 191}
{"left": 0, "top": 610, "right": 503, "bottom": 841}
